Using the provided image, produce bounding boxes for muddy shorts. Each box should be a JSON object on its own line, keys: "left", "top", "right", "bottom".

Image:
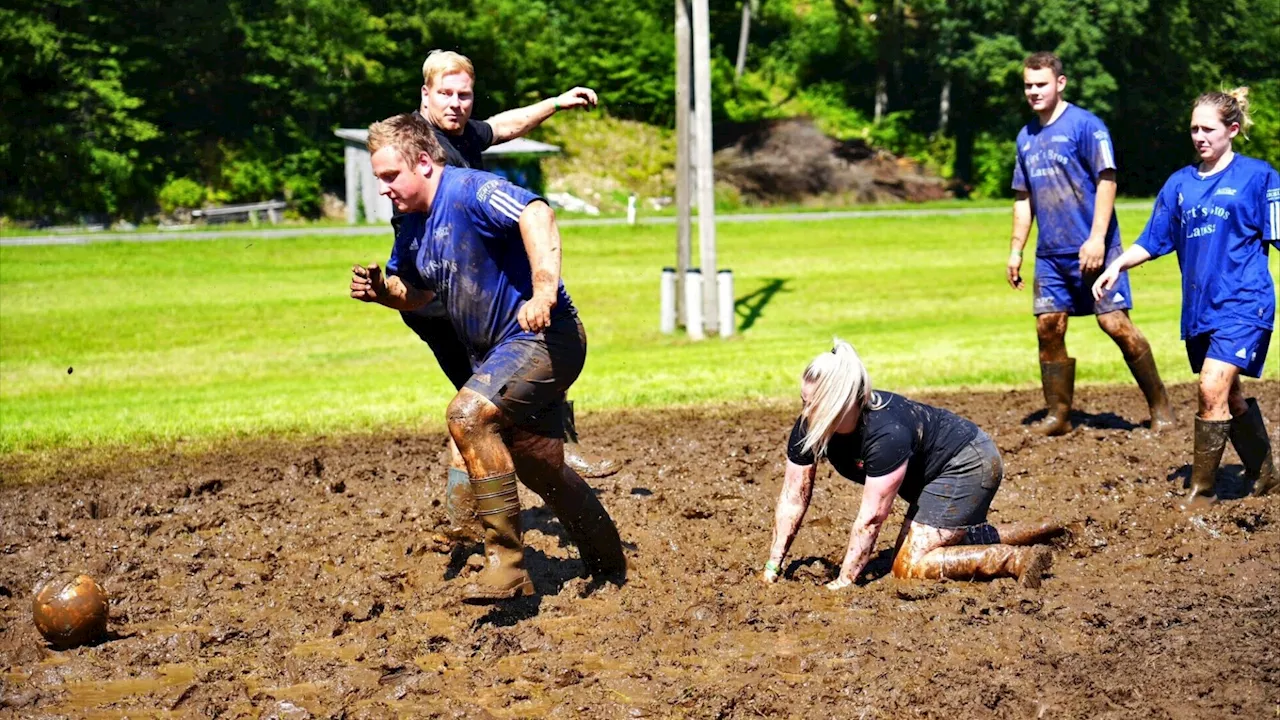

{"left": 1186, "top": 326, "right": 1271, "bottom": 379}
{"left": 1033, "top": 247, "right": 1133, "bottom": 317}
{"left": 908, "top": 431, "right": 1002, "bottom": 529}
{"left": 464, "top": 314, "right": 586, "bottom": 438}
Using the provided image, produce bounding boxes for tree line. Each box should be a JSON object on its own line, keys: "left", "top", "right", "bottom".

{"left": 2, "top": 0, "right": 1277, "bottom": 222}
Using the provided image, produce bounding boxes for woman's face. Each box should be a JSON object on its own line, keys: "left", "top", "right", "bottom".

{"left": 1190, "top": 105, "right": 1238, "bottom": 164}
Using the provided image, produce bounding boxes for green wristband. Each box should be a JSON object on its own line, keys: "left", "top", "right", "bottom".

{"left": 1010, "top": 248, "right": 1023, "bottom": 258}
{"left": 765, "top": 560, "right": 781, "bottom": 574}
{"left": 553, "top": 98, "right": 562, "bottom": 111}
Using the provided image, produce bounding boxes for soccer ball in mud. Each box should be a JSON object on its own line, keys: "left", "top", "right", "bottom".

{"left": 32, "top": 573, "right": 109, "bottom": 649}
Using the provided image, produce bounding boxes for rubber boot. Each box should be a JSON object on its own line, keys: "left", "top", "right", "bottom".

{"left": 964, "top": 521, "right": 1067, "bottom": 546}
{"left": 462, "top": 472, "right": 534, "bottom": 603}
{"left": 443, "top": 467, "right": 481, "bottom": 541}
{"left": 547, "top": 467, "right": 627, "bottom": 578}
{"left": 1229, "top": 398, "right": 1279, "bottom": 497}
{"left": 562, "top": 401, "right": 620, "bottom": 478}
{"left": 1182, "top": 417, "right": 1230, "bottom": 510}
{"left": 1033, "top": 359, "right": 1075, "bottom": 436}
{"left": 899, "top": 544, "right": 1054, "bottom": 588}
{"left": 1126, "top": 350, "right": 1176, "bottom": 431}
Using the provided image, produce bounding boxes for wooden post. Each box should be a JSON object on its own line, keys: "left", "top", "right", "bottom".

{"left": 691, "top": 0, "right": 717, "bottom": 334}
{"left": 675, "top": 0, "right": 692, "bottom": 329}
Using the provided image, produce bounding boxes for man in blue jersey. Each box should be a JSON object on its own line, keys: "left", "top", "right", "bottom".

{"left": 400, "top": 51, "right": 619, "bottom": 495}
{"left": 350, "top": 113, "right": 625, "bottom": 602}
{"left": 1006, "top": 52, "right": 1174, "bottom": 436}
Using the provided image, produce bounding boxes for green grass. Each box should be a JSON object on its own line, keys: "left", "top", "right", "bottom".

{"left": 2, "top": 208, "right": 1276, "bottom": 453}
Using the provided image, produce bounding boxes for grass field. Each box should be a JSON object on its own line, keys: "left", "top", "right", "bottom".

{"left": 2, "top": 207, "right": 1276, "bottom": 452}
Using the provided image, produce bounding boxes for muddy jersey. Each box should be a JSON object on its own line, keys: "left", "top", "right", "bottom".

{"left": 386, "top": 166, "right": 575, "bottom": 361}
{"left": 786, "top": 392, "right": 980, "bottom": 505}
{"left": 1135, "top": 154, "right": 1280, "bottom": 339}
{"left": 1013, "top": 104, "right": 1120, "bottom": 257}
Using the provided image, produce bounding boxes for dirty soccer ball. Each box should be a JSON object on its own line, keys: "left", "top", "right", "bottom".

{"left": 32, "top": 574, "right": 109, "bottom": 649}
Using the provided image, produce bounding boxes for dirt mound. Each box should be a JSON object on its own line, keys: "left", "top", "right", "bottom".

{"left": 1, "top": 382, "right": 1277, "bottom": 717}
{"left": 714, "top": 119, "right": 951, "bottom": 204}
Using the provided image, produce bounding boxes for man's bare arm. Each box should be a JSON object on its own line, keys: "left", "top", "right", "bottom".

{"left": 487, "top": 87, "right": 598, "bottom": 143}
{"left": 350, "top": 263, "right": 433, "bottom": 311}
{"left": 1008, "top": 191, "right": 1034, "bottom": 289}
{"left": 515, "top": 203, "right": 561, "bottom": 332}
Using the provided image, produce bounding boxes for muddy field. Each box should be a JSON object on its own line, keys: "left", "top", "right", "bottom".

{"left": 1, "top": 383, "right": 1278, "bottom": 719}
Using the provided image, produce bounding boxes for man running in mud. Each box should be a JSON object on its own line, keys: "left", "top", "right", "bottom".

{"left": 351, "top": 113, "right": 625, "bottom": 602}
{"left": 397, "top": 51, "right": 618, "bottom": 527}
{"left": 1006, "top": 52, "right": 1175, "bottom": 436}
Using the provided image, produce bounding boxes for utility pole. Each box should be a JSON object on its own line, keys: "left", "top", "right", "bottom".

{"left": 734, "top": 0, "right": 755, "bottom": 81}
{"left": 691, "top": 0, "right": 717, "bottom": 333}
{"left": 675, "top": 0, "right": 692, "bottom": 328}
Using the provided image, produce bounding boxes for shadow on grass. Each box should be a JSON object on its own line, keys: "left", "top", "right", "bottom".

{"left": 735, "top": 278, "right": 789, "bottom": 332}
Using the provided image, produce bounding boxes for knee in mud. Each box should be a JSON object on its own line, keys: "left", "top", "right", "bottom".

{"left": 446, "top": 394, "right": 499, "bottom": 441}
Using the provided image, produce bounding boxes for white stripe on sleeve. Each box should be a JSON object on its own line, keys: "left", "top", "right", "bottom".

{"left": 1270, "top": 200, "right": 1279, "bottom": 240}
{"left": 493, "top": 189, "right": 528, "bottom": 213}
{"left": 488, "top": 197, "right": 521, "bottom": 223}
{"left": 1099, "top": 140, "right": 1115, "bottom": 170}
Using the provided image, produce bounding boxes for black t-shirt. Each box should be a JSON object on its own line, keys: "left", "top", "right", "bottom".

{"left": 411, "top": 110, "right": 494, "bottom": 169}
{"left": 786, "top": 391, "right": 980, "bottom": 504}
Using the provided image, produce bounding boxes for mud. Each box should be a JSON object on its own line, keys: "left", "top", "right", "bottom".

{"left": 1, "top": 383, "right": 1277, "bottom": 718}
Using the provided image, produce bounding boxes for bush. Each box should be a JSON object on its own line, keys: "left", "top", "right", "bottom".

{"left": 157, "top": 177, "right": 207, "bottom": 213}
{"left": 971, "top": 133, "right": 1016, "bottom": 199}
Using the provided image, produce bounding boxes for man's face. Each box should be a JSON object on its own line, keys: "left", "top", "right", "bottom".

{"left": 1023, "top": 67, "right": 1065, "bottom": 114}
{"left": 371, "top": 146, "right": 430, "bottom": 213}
{"left": 422, "top": 71, "right": 475, "bottom": 134}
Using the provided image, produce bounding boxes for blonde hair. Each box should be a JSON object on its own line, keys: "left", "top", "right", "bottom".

{"left": 422, "top": 50, "right": 475, "bottom": 90}
{"left": 1194, "top": 87, "right": 1253, "bottom": 139}
{"left": 799, "top": 339, "right": 874, "bottom": 457}
{"left": 367, "top": 112, "right": 446, "bottom": 166}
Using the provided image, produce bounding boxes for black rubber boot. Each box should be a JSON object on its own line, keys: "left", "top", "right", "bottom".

{"left": 1182, "top": 418, "right": 1230, "bottom": 510}
{"left": 1229, "top": 398, "right": 1279, "bottom": 496}
{"left": 1033, "top": 359, "right": 1075, "bottom": 436}
{"left": 1126, "top": 349, "right": 1176, "bottom": 431}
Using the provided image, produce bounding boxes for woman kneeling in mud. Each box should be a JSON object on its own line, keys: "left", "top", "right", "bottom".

{"left": 763, "top": 340, "right": 1062, "bottom": 589}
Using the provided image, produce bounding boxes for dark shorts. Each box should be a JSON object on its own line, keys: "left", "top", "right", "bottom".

{"left": 1033, "top": 247, "right": 1133, "bottom": 317}
{"left": 464, "top": 314, "right": 586, "bottom": 438}
{"left": 1186, "top": 326, "right": 1272, "bottom": 378}
{"left": 909, "top": 431, "right": 1002, "bottom": 529}
{"left": 401, "top": 303, "right": 473, "bottom": 391}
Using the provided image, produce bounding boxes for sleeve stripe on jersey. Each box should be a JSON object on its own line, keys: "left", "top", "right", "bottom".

{"left": 1099, "top": 140, "right": 1115, "bottom": 169}
{"left": 1270, "top": 200, "right": 1279, "bottom": 241}
{"left": 489, "top": 190, "right": 528, "bottom": 222}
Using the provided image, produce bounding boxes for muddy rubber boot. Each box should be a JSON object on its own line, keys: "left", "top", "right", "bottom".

{"left": 462, "top": 472, "right": 534, "bottom": 603}
{"left": 443, "top": 467, "right": 481, "bottom": 541}
{"left": 1181, "top": 417, "right": 1230, "bottom": 511}
{"left": 1032, "top": 359, "right": 1075, "bottom": 436}
{"left": 965, "top": 521, "right": 1067, "bottom": 546}
{"left": 1229, "top": 399, "right": 1279, "bottom": 497}
{"left": 548, "top": 467, "right": 627, "bottom": 578}
{"left": 1126, "top": 350, "right": 1176, "bottom": 431}
{"left": 902, "top": 545, "right": 1054, "bottom": 588}
{"left": 562, "top": 401, "right": 620, "bottom": 478}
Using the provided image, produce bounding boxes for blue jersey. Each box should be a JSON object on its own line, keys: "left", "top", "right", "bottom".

{"left": 387, "top": 167, "right": 575, "bottom": 361}
{"left": 1013, "top": 104, "right": 1120, "bottom": 257}
{"left": 1135, "top": 154, "right": 1280, "bottom": 339}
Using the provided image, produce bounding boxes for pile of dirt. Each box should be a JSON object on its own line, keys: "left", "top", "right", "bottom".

{"left": 0, "top": 382, "right": 1277, "bottom": 717}
{"left": 714, "top": 118, "right": 951, "bottom": 204}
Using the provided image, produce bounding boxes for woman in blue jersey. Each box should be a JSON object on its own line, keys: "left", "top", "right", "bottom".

{"left": 1095, "top": 88, "right": 1279, "bottom": 506}
{"left": 762, "top": 341, "right": 1063, "bottom": 590}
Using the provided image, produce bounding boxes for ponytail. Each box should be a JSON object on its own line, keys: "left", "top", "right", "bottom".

{"left": 799, "top": 339, "right": 873, "bottom": 457}
{"left": 1195, "top": 87, "right": 1253, "bottom": 139}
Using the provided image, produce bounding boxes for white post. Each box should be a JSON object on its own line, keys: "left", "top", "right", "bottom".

{"left": 627, "top": 194, "right": 637, "bottom": 225}
{"left": 344, "top": 145, "right": 359, "bottom": 225}
{"left": 718, "top": 269, "right": 734, "bottom": 337}
{"left": 691, "top": 0, "right": 718, "bottom": 334}
{"left": 675, "top": 0, "right": 692, "bottom": 328}
{"left": 685, "top": 269, "right": 704, "bottom": 341}
{"left": 660, "top": 267, "right": 677, "bottom": 334}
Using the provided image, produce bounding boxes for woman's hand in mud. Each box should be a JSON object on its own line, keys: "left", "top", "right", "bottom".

{"left": 762, "top": 559, "right": 782, "bottom": 584}
{"left": 825, "top": 575, "right": 855, "bottom": 591}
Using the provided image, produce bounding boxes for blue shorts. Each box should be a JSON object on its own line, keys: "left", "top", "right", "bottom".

{"left": 907, "top": 432, "right": 1002, "bottom": 529}
{"left": 1033, "top": 246, "right": 1133, "bottom": 317}
{"left": 464, "top": 314, "right": 586, "bottom": 438}
{"left": 1186, "top": 326, "right": 1272, "bottom": 378}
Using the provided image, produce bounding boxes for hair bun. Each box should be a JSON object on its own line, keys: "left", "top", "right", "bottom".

{"left": 1227, "top": 86, "right": 1250, "bottom": 111}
